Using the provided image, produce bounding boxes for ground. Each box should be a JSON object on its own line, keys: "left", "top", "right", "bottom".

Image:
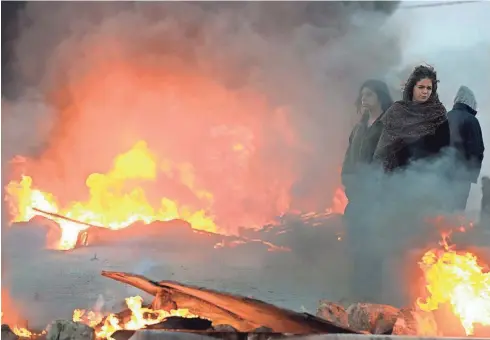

{"left": 2, "top": 218, "right": 353, "bottom": 329}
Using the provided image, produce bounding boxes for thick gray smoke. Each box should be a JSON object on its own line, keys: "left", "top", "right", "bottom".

{"left": 1, "top": 1, "right": 402, "bottom": 212}
{"left": 1, "top": 1, "right": 408, "bottom": 326}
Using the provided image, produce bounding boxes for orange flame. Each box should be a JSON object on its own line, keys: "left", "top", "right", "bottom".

{"left": 73, "top": 296, "right": 199, "bottom": 340}
{"left": 12, "top": 327, "right": 46, "bottom": 338}
{"left": 417, "top": 238, "right": 490, "bottom": 335}
{"left": 5, "top": 141, "right": 217, "bottom": 250}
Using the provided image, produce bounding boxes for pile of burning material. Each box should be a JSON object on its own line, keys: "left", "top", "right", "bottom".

{"left": 318, "top": 241, "right": 490, "bottom": 338}
{"left": 1, "top": 270, "right": 359, "bottom": 340}
{"left": 3, "top": 246, "right": 490, "bottom": 340}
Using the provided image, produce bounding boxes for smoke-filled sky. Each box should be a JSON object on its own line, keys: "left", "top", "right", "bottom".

{"left": 1, "top": 1, "right": 403, "bottom": 232}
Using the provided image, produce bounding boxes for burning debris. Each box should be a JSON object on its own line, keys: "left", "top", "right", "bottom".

{"left": 97, "top": 270, "right": 356, "bottom": 335}
{"left": 3, "top": 238, "right": 490, "bottom": 340}
{"left": 416, "top": 243, "right": 490, "bottom": 336}
{"left": 2, "top": 271, "right": 359, "bottom": 340}
{"left": 4, "top": 140, "right": 344, "bottom": 253}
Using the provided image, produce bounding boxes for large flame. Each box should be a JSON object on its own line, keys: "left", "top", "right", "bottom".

{"left": 5, "top": 141, "right": 219, "bottom": 250}
{"left": 417, "top": 237, "right": 490, "bottom": 335}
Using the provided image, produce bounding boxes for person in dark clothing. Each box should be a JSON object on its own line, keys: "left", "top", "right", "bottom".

{"left": 341, "top": 80, "right": 393, "bottom": 303}
{"left": 374, "top": 65, "right": 450, "bottom": 173}
{"left": 342, "top": 79, "right": 394, "bottom": 204}
{"left": 446, "top": 86, "right": 485, "bottom": 211}
{"left": 367, "top": 66, "right": 450, "bottom": 305}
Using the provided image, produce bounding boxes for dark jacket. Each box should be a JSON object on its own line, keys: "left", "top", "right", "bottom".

{"left": 447, "top": 102, "right": 485, "bottom": 183}
{"left": 341, "top": 113, "right": 384, "bottom": 197}
{"left": 389, "top": 120, "right": 451, "bottom": 171}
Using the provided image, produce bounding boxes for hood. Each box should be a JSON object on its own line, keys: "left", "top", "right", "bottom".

{"left": 454, "top": 85, "right": 478, "bottom": 112}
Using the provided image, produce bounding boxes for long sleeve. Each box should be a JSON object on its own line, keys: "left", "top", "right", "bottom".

{"left": 463, "top": 118, "right": 485, "bottom": 182}
{"left": 432, "top": 120, "right": 451, "bottom": 152}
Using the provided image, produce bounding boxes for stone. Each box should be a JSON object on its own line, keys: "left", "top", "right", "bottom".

{"left": 346, "top": 303, "right": 399, "bottom": 334}
{"left": 392, "top": 308, "right": 439, "bottom": 336}
{"left": 46, "top": 320, "right": 94, "bottom": 340}
{"left": 316, "top": 301, "right": 348, "bottom": 327}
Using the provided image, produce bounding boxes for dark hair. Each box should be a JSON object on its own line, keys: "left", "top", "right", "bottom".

{"left": 403, "top": 65, "right": 439, "bottom": 102}
{"left": 355, "top": 79, "right": 394, "bottom": 113}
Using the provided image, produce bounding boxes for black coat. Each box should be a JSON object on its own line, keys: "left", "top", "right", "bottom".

{"left": 447, "top": 102, "right": 485, "bottom": 183}
{"left": 341, "top": 113, "right": 384, "bottom": 197}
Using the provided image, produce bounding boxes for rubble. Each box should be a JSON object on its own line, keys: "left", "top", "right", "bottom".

{"left": 46, "top": 320, "right": 94, "bottom": 340}
{"left": 4, "top": 268, "right": 488, "bottom": 338}
{"left": 316, "top": 301, "right": 348, "bottom": 327}
{"left": 346, "top": 303, "right": 399, "bottom": 334}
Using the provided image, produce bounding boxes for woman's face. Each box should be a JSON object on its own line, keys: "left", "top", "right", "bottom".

{"left": 360, "top": 87, "right": 380, "bottom": 113}
{"left": 412, "top": 78, "right": 433, "bottom": 103}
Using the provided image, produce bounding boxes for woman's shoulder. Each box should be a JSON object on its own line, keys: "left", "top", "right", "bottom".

{"left": 381, "top": 101, "right": 405, "bottom": 124}
{"left": 387, "top": 100, "right": 406, "bottom": 111}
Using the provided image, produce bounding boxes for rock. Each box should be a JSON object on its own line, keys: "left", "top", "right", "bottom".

{"left": 346, "top": 302, "right": 399, "bottom": 334}
{"left": 1, "top": 325, "right": 19, "bottom": 340}
{"left": 392, "top": 308, "right": 439, "bottom": 336}
{"left": 46, "top": 320, "right": 94, "bottom": 340}
{"left": 316, "top": 300, "right": 348, "bottom": 327}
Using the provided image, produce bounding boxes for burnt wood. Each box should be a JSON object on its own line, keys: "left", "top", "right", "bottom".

{"left": 101, "top": 271, "right": 359, "bottom": 334}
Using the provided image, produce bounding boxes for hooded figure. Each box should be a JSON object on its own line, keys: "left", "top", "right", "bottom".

{"left": 374, "top": 65, "right": 450, "bottom": 172}
{"left": 446, "top": 85, "right": 485, "bottom": 211}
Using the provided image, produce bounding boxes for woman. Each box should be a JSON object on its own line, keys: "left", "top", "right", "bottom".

{"left": 374, "top": 65, "right": 450, "bottom": 172}
{"left": 342, "top": 79, "right": 393, "bottom": 216}
{"left": 341, "top": 79, "right": 393, "bottom": 304}
{"left": 371, "top": 66, "right": 451, "bottom": 306}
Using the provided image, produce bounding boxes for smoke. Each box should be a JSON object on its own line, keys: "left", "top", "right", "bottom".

{"left": 3, "top": 0, "right": 488, "bottom": 317}
{"left": 1, "top": 1, "right": 403, "bottom": 230}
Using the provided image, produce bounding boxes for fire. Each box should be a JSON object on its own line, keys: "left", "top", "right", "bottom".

{"left": 5, "top": 141, "right": 217, "bottom": 250}
{"left": 417, "top": 238, "right": 490, "bottom": 335}
{"left": 329, "top": 187, "right": 347, "bottom": 215}
{"left": 73, "top": 296, "right": 198, "bottom": 340}
{"left": 12, "top": 327, "right": 46, "bottom": 338}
